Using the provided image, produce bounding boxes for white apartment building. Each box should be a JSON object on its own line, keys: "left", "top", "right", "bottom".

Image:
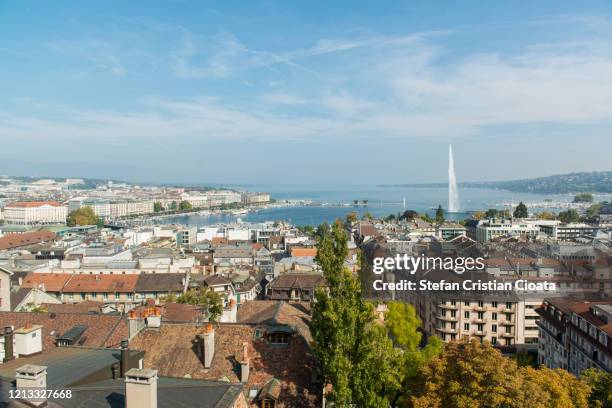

{"left": 69, "top": 198, "right": 153, "bottom": 219}
{"left": 180, "top": 193, "right": 209, "bottom": 208}
{"left": 241, "top": 192, "right": 270, "bottom": 205}
{"left": 3, "top": 201, "right": 67, "bottom": 225}
{"left": 475, "top": 219, "right": 540, "bottom": 242}
{"left": 68, "top": 198, "right": 111, "bottom": 219}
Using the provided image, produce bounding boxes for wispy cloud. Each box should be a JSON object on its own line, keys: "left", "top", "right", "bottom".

{"left": 3, "top": 17, "right": 612, "bottom": 148}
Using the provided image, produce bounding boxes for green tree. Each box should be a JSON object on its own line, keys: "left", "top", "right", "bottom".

{"left": 362, "top": 211, "right": 373, "bottom": 220}
{"left": 513, "top": 202, "right": 529, "bottom": 218}
{"left": 410, "top": 340, "right": 591, "bottom": 408}
{"left": 485, "top": 208, "right": 499, "bottom": 218}
{"left": 384, "top": 302, "right": 443, "bottom": 405}
{"left": 179, "top": 200, "right": 193, "bottom": 211}
{"left": 558, "top": 209, "right": 580, "bottom": 223}
{"left": 346, "top": 211, "right": 358, "bottom": 224}
{"left": 153, "top": 202, "right": 162, "bottom": 213}
{"left": 169, "top": 201, "right": 178, "bottom": 211}
{"left": 311, "top": 220, "right": 402, "bottom": 407}
{"left": 536, "top": 211, "right": 556, "bottom": 220}
{"left": 420, "top": 213, "right": 435, "bottom": 223}
{"left": 177, "top": 288, "right": 223, "bottom": 323}
{"left": 66, "top": 206, "right": 100, "bottom": 227}
{"left": 384, "top": 214, "right": 396, "bottom": 222}
{"left": 435, "top": 205, "right": 444, "bottom": 224}
{"left": 400, "top": 210, "right": 419, "bottom": 221}
{"left": 586, "top": 203, "right": 603, "bottom": 221}
{"left": 472, "top": 211, "right": 486, "bottom": 220}
{"left": 582, "top": 369, "right": 612, "bottom": 408}
{"left": 573, "top": 193, "right": 594, "bottom": 203}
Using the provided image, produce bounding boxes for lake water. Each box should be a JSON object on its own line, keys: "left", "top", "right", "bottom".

{"left": 157, "top": 186, "right": 583, "bottom": 227}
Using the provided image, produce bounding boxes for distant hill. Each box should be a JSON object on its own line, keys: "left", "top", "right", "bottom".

{"left": 380, "top": 171, "right": 612, "bottom": 194}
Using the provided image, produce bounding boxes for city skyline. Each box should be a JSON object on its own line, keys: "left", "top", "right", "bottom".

{"left": 2, "top": 1, "right": 612, "bottom": 185}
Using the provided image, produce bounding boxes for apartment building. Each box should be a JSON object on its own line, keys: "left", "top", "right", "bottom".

{"left": 241, "top": 191, "right": 270, "bottom": 205}
{"left": 536, "top": 221, "right": 598, "bottom": 240}
{"left": 475, "top": 219, "right": 539, "bottom": 242}
{"left": 537, "top": 297, "right": 612, "bottom": 375}
{"left": 68, "top": 198, "right": 111, "bottom": 218}
{"left": 3, "top": 201, "right": 67, "bottom": 225}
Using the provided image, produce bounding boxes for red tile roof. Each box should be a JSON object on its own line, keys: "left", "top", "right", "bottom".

{"left": 0, "top": 311, "right": 127, "bottom": 349}
{"left": 0, "top": 231, "right": 57, "bottom": 250}
{"left": 290, "top": 247, "right": 317, "bottom": 257}
{"left": 21, "top": 273, "right": 74, "bottom": 292}
{"left": 129, "top": 323, "right": 319, "bottom": 407}
{"left": 63, "top": 274, "right": 139, "bottom": 293}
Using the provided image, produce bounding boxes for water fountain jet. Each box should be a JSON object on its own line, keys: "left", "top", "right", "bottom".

{"left": 448, "top": 144, "right": 460, "bottom": 213}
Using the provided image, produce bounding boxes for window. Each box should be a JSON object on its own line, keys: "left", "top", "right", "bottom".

{"left": 451, "top": 310, "right": 457, "bottom": 318}
{"left": 506, "top": 302, "right": 512, "bottom": 309}
{"left": 451, "top": 300, "right": 456, "bottom": 306}
{"left": 478, "top": 312, "right": 484, "bottom": 319}
{"left": 464, "top": 323, "right": 470, "bottom": 331}
{"left": 492, "top": 312, "right": 497, "bottom": 320}
{"left": 492, "top": 324, "right": 497, "bottom": 333}
{"left": 492, "top": 301, "right": 498, "bottom": 308}
{"left": 464, "top": 301, "right": 470, "bottom": 306}
{"left": 464, "top": 311, "right": 470, "bottom": 318}
{"left": 268, "top": 332, "right": 290, "bottom": 344}
{"left": 491, "top": 337, "right": 497, "bottom": 345}
{"left": 262, "top": 400, "right": 276, "bottom": 408}
{"left": 478, "top": 301, "right": 484, "bottom": 308}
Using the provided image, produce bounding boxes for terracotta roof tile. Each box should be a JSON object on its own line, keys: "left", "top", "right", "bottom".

{"left": 0, "top": 311, "right": 127, "bottom": 349}
{"left": 0, "top": 231, "right": 57, "bottom": 250}
{"left": 63, "top": 274, "right": 139, "bottom": 293}
{"left": 129, "top": 323, "right": 319, "bottom": 407}
{"left": 21, "top": 273, "right": 74, "bottom": 292}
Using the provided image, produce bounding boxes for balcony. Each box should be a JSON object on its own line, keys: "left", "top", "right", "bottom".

{"left": 500, "top": 307, "right": 515, "bottom": 314}
{"left": 500, "top": 332, "right": 514, "bottom": 338}
{"left": 435, "top": 327, "right": 458, "bottom": 334}
{"left": 436, "top": 314, "right": 458, "bottom": 322}
{"left": 473, "top": 330, "right": 487, "bottom": 336}
{"left": 439, "top": 303, "right": 458, "bottom": 310}
{"left": 499, "top": 320, "right": 515, "bottom": 326}
{"left": 472, "top": 306, "right": 486, "bottom": 312}
{"left": 472, "top": 318, "right": 487, "bottom": 324}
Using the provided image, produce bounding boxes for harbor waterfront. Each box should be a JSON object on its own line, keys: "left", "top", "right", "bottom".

{"left": 154, "top": 186, "right": 608, "bottom": 227}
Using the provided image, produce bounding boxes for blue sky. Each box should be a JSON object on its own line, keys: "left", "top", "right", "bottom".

{"left": 1, "top": 1, "right": 612, "bottom": 186}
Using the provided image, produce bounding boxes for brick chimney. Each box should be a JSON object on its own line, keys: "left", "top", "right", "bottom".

{"left": 125, "top": 368, "right": 158, "bottom": 408}
{"left": 202, "top": 323, "right": 215, "bottom": 368}
{"left": 3, "top": 326, "right": 14, "bottom": 362}
{"left": 15, "top": 364, "right": 47, "bottom": 407}
{"left": 239, "top": 342, "right": 249, "bottom": 383}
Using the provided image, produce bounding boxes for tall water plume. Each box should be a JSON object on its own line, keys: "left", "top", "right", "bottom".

{"left": 448, "top": 144, "right": 460, "bottom": 212}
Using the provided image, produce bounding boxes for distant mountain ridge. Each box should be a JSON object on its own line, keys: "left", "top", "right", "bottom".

{"left": 379, "top": 171, "right": 612, "bottom": 194}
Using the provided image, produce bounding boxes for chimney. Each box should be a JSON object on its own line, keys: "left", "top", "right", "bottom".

{"left": 111, "top": 363, "right": 120, "bottom": 380}
{"left": 240, "top": 342, "right": 250, "bottom": 383}
{"left": 3, "top": 326, "right": 14, "bottom": 362}
{"left": 145, "top": 307, "right": 161, "bottom": 329}
{"left": 120, "top": 339, "right": 130, "bottom": 377}
{"left": 202, "top": 323, "right": 215, "bottom": 368}
{"left": 125, "top": 368, "right": 158, "bottom": 408}
{"left": 14, "top": 325, "right": 43, "bottom": 357}
{"left": 15, "top": 364, "right": 47, "bottom": 407}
